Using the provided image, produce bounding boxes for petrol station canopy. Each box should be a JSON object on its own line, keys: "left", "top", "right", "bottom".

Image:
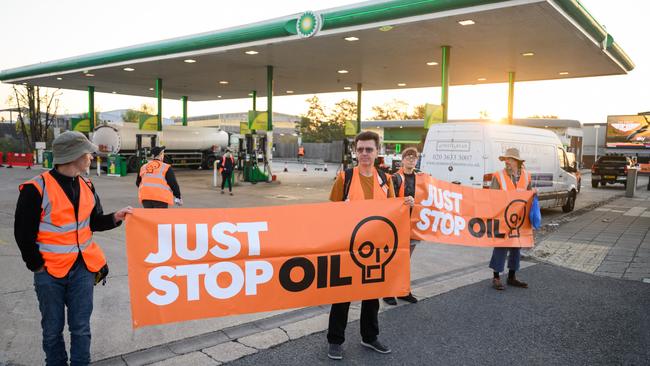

{"left": 0, "top": 0, "right": 635, "bottom": 101}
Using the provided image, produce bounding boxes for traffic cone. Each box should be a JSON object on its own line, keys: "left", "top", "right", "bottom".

{"left": 303, "top": 164, "right": 307, "bottom": 172}
{"left": 283, "top": 162, "right": 288, "bottom": 172}
{"left": 324, "top": 163, "right": 328, "bottom": 172}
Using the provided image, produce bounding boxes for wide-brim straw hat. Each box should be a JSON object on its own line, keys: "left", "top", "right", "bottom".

{"left": 498, "top": 147, "right": 525, "bottom": 162}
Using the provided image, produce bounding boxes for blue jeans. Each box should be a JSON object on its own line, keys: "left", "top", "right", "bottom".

{"left": 489, "top": 248, "right": 520, "bottom": 273}
{"left": 34, "top": 256, "right": 95, "bottom": 366}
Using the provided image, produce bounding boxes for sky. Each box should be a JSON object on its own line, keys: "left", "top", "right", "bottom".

{"left": 0, "top": 0, "right": 647, "bottom": 124}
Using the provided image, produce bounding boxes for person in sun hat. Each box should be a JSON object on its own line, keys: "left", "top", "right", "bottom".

{"left": 489, "top": 147, "right": 532, "bottom": 290}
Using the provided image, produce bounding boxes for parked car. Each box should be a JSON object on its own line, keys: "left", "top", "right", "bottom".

{"left": 566, "top": 152, "right": 581, "bottom": 193}
{"left": 591, "top": 155, "right": 634, "bottom": 188}
{"left": 420, "top": 122, "right": 579, "bottom": 212}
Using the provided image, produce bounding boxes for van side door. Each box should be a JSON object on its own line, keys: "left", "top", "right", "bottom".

{"left": 555, "top": 146, "right": 570, "bottom": 205}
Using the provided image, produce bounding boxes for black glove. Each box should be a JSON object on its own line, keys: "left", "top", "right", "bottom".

{"left": 94, "top": 264, "right": 109, "bottom": 286}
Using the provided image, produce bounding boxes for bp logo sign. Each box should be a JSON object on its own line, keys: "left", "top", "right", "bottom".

{"left": 297, "top": 11, "right": 322, "bottom": 38}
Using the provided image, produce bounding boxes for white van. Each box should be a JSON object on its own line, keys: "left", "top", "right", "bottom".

{"left": 420, "top": 122, "right": 579, "bottom": 212}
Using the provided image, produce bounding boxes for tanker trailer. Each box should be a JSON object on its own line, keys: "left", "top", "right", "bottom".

{"left": 92, "top": 123, "right": 229, "bottom": 172}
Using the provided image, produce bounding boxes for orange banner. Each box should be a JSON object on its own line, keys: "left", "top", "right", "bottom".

{"left": 125, "top": 199, "right": 410, "bottom": 328}
{"left": 411, "top": 175, "right": 535, "bottom": 247}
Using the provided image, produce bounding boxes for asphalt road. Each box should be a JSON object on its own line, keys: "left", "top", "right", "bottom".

{"left": 227, "top": 263, "right": 650, "bottom": 366}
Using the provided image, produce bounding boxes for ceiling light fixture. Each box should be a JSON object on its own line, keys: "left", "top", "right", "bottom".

{"left": 217, "top": 95, "right": 222, "bottom": 98}
{"left": 286, "top": 90, "right": 294, "bottom": 94}
{"left": 85, "top": 73, "right": 95, "bottom": 77}
{"left": 149, "top": 87, "right": 154, "bottom": 91}
{"left": 184, "top": 59, "right": 196, "bottom": 63}
{"left": 559, "top": 71, "right": 569, "bottom": 75}
{"left": 219, "top": 81, "right": 229, "bottom": 85}
{"left": 112, "top": 91, "right": 117, "bottom": 94}
{"left": 56, "top": 77, "right": 63, "bottom": 80}
{"left": 245, "top": 50, "right": 259, "bottom": 55}
{"left": 397, "top": 83, "right": 407, "bottom": 87}
{"left": 344, "top": 36, "right": 359, "bottom": 41}
{"left": 337, "top": 70, "right": 349, "bottom": 74}
{"left": 123, "top": 67, "right": 135, "bottom": 72}
{"left": 458, "top": 20, "right": 475, "bottom": 26}
{"left": 426, "top": 61, "right": 438, "bottom": 66}
{"left": 477, "top": 77, "right": 487, "bottom": 81}
{"left": 522, "top": 52, "right": 535, "bottom": 57}
{"left": 343, "top": 86, "right": 352, "bottom": 90}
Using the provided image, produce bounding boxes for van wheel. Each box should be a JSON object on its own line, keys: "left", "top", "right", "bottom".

{"left": 562, "top": 191, "right": 576, "bottom": 213}
{"left": 591, "top": 180, "right": 598, "bottom": 188}
{"left": 600, "top": 181, "right": 606, "bottom": 187}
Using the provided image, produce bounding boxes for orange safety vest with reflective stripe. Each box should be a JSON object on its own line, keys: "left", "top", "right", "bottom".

{"left": 496, "top": 168, "right": 531, "bottom": 191}
{"left": 19, "top": 172, "right": 106, "bottom": 278}
{"left": 138, "top": 160, "right": 174, "bottom": 205}
{"left": 298, "top": 146, "right": 305, "bottom": 156}
{"left": 339, "top": 167, "right": 389, "bottom": 201}
{"left": 219, "top": 156, "right": 235, "bottom": 173}
{"left": 393, "top": 168, "right": 422, "bottom": 197}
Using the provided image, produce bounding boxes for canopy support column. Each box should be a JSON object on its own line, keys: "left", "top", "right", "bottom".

{"left": 156, "top": 78, "right": 163, "bottom": 131}
{"left": 508, "top": 71, "right": 515, "bottom": 124}
{"left": 441, "top": 45, "right": 450, "bottom": 123}
{"left": 356, "top": 83, "right": 362, "bottom": 134}
{"left": 252, "top": 90, "right": 257, "bottom": 112}
{"left": 267, "top": 66, "right": 273, "bottom": 131}
{"left": 88, "top": 86, "right": 94, "bottom": 132}
{"left": 181, "top": 96, "right": 188, "bottom": 126}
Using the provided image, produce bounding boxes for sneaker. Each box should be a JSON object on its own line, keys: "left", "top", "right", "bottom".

{"left": 492, "top": 278, "right": 505, "bottom": 290}
{"left": 382, "top": 297, "right": 397, "bottom": 306}
{"left": 229, "top": 192, "right": 234, "bottom": 196}
{"left": 327, "top": 343, "right": 343, "bottom": 360}
{"left": 507, "top": 277, "right": 528, "bottom": 288}
{"left": 221, "top": 190, "right": 224, "bottom": 194}
{"left": 398, "top": 293, "right": 418, "bottom": 304}
{"left": 361, "top": 339, "right": 391, "bottom": 354}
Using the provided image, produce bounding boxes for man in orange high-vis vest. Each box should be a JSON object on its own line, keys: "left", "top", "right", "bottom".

{"left": 136, "top": 146, "right": 182, "bottom": 208}
{"left": 14, "top": 131, "right": 132, "bottom": 366}
{"left": 383, "top": 147, "right": 422, "bottom": 306}
{"left": 489, "top": 147, "right": 532, "bottom": 290}
{"left": 326, "top": 131, "right": 414, "bottom": 361}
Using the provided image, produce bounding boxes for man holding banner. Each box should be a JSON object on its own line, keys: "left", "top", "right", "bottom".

{"left": 326, "top": 131, "right": 412, "bottom": 360}
{"left": 489, "top": 148, "right": 531, "bottom": 290}
{"left": 383, "top": 147, "right": 421, "bottom": 306}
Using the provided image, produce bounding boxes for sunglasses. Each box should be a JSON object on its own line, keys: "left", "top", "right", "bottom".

{"left": 356, "top": 147, "right": 376, "bottom": 154}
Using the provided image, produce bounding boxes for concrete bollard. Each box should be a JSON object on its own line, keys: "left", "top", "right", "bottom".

{"left": 625, "top": 167, "right": 638, "bottom": 198}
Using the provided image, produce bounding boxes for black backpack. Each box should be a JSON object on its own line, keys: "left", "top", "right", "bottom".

{"left": 342, "top": 168, "right": 389, "bottom": 201}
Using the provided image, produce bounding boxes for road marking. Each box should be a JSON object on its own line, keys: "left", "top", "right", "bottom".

{"left": 623, "top": 207, "right": 646, "bottom": 217}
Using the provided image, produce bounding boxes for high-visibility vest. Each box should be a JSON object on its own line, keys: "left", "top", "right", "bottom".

{"left": 495, "top": 168, "right": 531, "bottom": 191}
{"left": 338, "top": 167, "right": 389, "bottom": 201}
{"left": 392, "top": 168, "right": 421, "bottom": 197}
{"left": 219, "top": 156, "right": 235, "bottom": 173}
{"left": 20, "top": 172, "right": 106, "bottom": 278}
{"left": 298, "top": 146, "right": 305, "bottom": 156}
{"left": 138, "top": 160, "right": 174, "bottom": 205}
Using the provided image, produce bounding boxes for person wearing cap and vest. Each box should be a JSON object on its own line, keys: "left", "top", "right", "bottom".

{"left": 489, "top": 147, "right": 532, "bottom": 290}
{"left": 326, "top": 131, "right": 414, "bottom": 361}
{"left": 219, "top": 150, "right": 235, "bottom": 195}
{"left": 136, "top": 146, "right": 182, "bottom": 208}
{"left": 383, "top": 147, "right": 422, "bottom": 306}
{"left": 297, "top": 145, "right": 305, "bottom": 162}
{"left": 14, "top": 131, "right": 132, "bottom": 366}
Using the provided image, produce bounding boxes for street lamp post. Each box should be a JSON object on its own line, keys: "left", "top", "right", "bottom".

{"left": 594, "top": 125, "right": 600, "bottom": 163}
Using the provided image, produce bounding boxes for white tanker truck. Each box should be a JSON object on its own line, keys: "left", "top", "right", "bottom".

{"left": 92, "top": 123, "right": 230, "bottom": 172}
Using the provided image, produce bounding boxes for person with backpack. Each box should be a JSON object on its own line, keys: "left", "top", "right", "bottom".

{"left": 383, "top": 147, "right": 421, "bottom": 305}
{"left": 326, "top": 131, "right": 414, "bottom": 360}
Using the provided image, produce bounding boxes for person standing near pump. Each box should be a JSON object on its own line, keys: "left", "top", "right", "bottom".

{"left": 383, "top": 147, "right": 421, "bottom": 306}
{"left": 297, "top": 145, "right": 305, "bottom": 163}
{"left": 136, "top": 146, "right": 182, "bottom": 208}
{"left": 220, "top": 149, "right": 235, "bottom": 196}
{"left": 326, "top": 131, "right": 414, "bottom": 360}
{"left": 14, "top": 131, "right": 132, "bottom": 366}
{"left": 489, "top": 148, "right": 531, "bottom": 290}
